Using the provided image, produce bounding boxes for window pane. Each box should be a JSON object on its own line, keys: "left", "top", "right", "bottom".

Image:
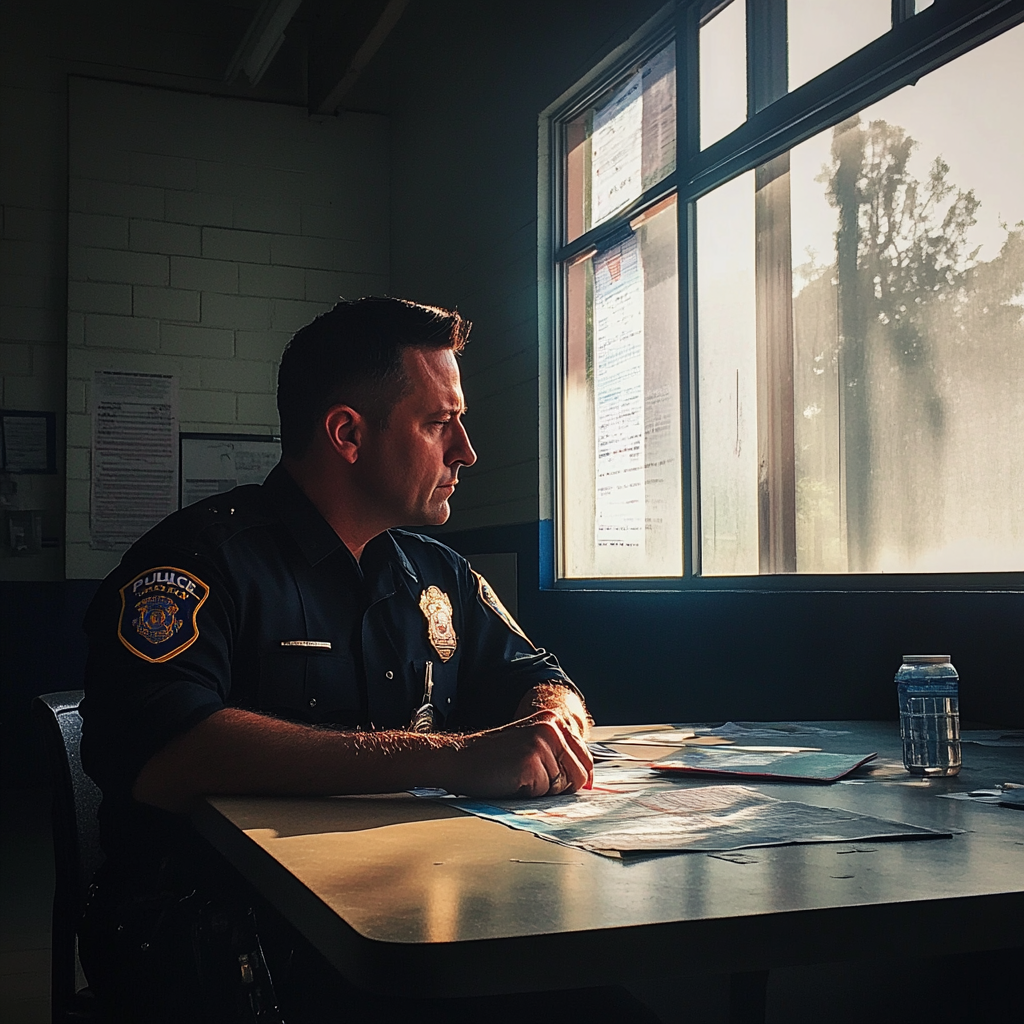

{"left": 561, "top": 197, "right": 682, "bottom": 577}
{"left": 564, "top": 42, "right": 676, "bottom": 243}
{"left": 700, "top": 0, "right": 746, "bottom": 149}
{"left": 697, "top": 24, "right": 1024, "bottom": 574}
{"left": 788, "top": 0, "right": 891, "bottom": 93}
{"left": 697, "top": 171, "right": 759, "bottom": 575}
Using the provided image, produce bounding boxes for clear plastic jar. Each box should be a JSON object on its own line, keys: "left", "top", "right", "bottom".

{"left": 896, "top": 654, "right": 960, "bottom": 776}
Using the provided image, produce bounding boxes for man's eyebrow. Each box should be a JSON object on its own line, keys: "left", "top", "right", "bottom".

{"left": 429, "top": 404, "right": 468, "bottom": 416}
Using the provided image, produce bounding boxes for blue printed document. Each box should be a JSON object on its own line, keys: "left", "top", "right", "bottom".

{"left": 654, "top": 748, "right": 877, "bottom": 782}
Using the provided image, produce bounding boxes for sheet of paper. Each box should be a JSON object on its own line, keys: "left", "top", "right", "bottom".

{"left": 180, "top": 434, "right": 280, "bottom": 507}
{"left": 594, "top": 235, "right": 645, "bottom": 548}
{"left": 441, "top": 782, "right": 948, "bottom": 856}
{"left": 641, "top": 43, "right": 676, "bottom": 190}
{"left": 960, "top": 730, "right": 1024, "bottom": 747}
{"left": 655, "top": 749, "right": 877, "bottom": 782}
{"left": 91, "top": 371, "right": 179, "bottom": 551}
{"left": 695, "top": 722, "right": 853, "bottom": 739}
{"left": 591, "top": 69, "right": 643, "bottom": 226}
{"left": 1, "top": 413, "right": 51, "bottom": 472}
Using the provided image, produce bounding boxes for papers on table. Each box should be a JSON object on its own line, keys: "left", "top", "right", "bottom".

{"left": 654, "top": 749, "right": 877, "bottom": 783}
{"left": 441, "top": 780, "right": 947, "bottom": 857}
{"left": 607, "top": 728, "right": 696, "bottom": 747}
{"left": 960, "top": 730, "right": 1024, "bottom": 748}
{"left": 694, "top": 722, "right": 853, "bottom": 739}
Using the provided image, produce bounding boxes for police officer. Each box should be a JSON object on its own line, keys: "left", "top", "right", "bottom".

{"left": 78, "top": 297, "right": 592, "bottom": 1022}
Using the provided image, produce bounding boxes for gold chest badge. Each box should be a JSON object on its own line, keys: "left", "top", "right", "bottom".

{"left": 419, "top": 586, "right": 457, "bottom": 662}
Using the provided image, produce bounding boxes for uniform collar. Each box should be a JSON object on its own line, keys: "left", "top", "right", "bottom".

{"left": 261, "top": 464, "right": 418, "bottom": 583}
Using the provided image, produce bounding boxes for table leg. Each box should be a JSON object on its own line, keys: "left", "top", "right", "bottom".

{"left": 728, "top": 969, "right": 768, "bottom": 1024}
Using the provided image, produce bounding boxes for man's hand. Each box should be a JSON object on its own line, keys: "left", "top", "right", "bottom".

{"left": 515, "top": 681, "right": 592, "bottom": 742}
{"left": 447, "top": 709, "right": 594, "bottom": 799}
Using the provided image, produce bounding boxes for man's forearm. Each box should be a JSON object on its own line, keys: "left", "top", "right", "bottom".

{"left": 132, "top": 707, "right": 466, "bottom": 812}
{"left": 132, "top": 701, "right": 593, "bottom": 812}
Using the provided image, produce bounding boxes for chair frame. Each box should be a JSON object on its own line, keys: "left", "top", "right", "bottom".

{"left": 32, "top": 690, "right": 106, "bottom": 1024}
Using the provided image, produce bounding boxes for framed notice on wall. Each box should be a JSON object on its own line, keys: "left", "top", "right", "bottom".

{"left": 1, "top": 410, "right": 57, "bottom": 473}
{"left": 179, "top": 432, "right": 281, "bottom": 508}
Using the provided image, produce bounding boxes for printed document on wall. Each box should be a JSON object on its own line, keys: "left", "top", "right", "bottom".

{"left": 594, "top": 235, "right": 645, "bottom": 548}
{"left": 591, "top": 69, "right": 643, "bottom": 226}
{"left": 91, "top": 370, "right": 178, "bottom": 551}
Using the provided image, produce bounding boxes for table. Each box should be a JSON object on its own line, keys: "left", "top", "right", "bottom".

{"left": 191, "top": 722, "right": 1023, "bottom": 1011}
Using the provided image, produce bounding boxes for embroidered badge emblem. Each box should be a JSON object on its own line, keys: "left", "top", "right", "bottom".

{"left": 419, "top": 585, "right": 457, "bottom": 662}
{"left": 474, "top": 571, "right": 529, "bottom": 641}
{"left": 118, "top": 567, "right": 210, "bottom": 663}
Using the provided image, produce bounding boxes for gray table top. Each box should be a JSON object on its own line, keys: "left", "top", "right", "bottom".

{"left": 192, "top": 722, "right": 1024, "bottom": 998}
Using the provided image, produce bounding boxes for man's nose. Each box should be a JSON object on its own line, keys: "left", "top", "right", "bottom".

{"left": 449, "top": 419, "right": 477, "bottom": 467}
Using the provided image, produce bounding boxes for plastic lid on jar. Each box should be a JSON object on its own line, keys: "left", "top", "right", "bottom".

{"left": 902, "top": 654, "right": 951, "bottom": 664}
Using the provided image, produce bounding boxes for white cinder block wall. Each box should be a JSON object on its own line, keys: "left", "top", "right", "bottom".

{"left": 66, "top": 77, "right": 388, "bottom": 579}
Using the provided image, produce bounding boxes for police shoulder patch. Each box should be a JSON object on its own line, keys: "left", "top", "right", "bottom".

{"left": 118, "top": 567, "right": 210, "bottom": 663}
{"left": 473, "top": 570, "right": 530, "bottom": 642}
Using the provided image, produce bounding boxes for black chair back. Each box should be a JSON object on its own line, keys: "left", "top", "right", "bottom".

{"left": 32, "top": 690, "right": 106, "bottom": 1023}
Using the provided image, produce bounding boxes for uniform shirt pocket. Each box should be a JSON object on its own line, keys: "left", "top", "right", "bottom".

{"left": 259, "top": 643, "right": 361, "bottom": 724}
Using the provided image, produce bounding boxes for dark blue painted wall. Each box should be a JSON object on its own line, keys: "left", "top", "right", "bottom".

{"left": 436, "top": 522, "right": 1024, "bottom": 730}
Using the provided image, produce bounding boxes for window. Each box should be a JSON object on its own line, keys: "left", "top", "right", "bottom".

{"left": 543, "top": 0, "right": 1024, "bottom": 584}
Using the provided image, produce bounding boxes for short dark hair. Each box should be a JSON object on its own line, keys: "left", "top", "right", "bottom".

{"left": 277, "top": 296, "right": 471, "bottom": 458}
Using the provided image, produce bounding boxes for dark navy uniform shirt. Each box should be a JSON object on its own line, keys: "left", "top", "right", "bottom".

{"left": 81, "top": 464, "right": 573, "bottom": 859}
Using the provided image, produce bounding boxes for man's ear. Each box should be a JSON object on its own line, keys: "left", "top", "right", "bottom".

{"left": 323, "top": 404, "right": 366, "bottom": 464}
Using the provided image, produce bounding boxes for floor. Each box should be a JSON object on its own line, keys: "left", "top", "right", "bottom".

{"left": 0, "top": 787, "right": 52, "bottom": 1024}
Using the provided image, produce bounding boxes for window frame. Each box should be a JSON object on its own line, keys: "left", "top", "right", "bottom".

{"left": 539, "top": 0, "right": 1024, "bottom": 593}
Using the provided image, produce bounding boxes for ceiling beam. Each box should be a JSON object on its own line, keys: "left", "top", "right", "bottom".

{"left": 225, "top": 0, "right": 304, "bottom": 86}
{"left": 309, "top": 0, "right": 409, "bottom": 114}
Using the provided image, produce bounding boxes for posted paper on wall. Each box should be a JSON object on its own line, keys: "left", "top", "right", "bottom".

{"left": 591, "top": 69, "right": 643, "bottom": 226}
{"left": 180, "top": 434, "right": 281, "bottom": 508}
{"left": 91, "top": 371, "right": 178, "bottom": 551}
{"left": 594, "top": 235, "right": 645, "bottom": 548}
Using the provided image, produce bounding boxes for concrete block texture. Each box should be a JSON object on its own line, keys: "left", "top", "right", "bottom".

{"left": 179, "top": 388, "right": 235, "bottom": 423}
{"left": 68, "top": 212, "right": 128, "bottom": 250}
{"left": 159, "top": 324, "right": 234, "bottom": 359}
{"left": 68, "top": 281, "right": 132, "bottom": 317}
{"left": 271, "top": 234, "right": 387, "bottom": 274}
{"left": 132, "top": 285, "right": 200, "bottom": 322}
{"left": 236, "top": 391, "right": 279, "bottom": 427}
{"left": 83, "top": 313, "right": 159, "bottom": 351}
{"left": 0, "top": 341, "right": 32, "bottom": 375}
{"left": 304, "top": 269, "right": 388, "bottom": 304}
{"left": 164, "top": 190, "right": 233, "bottom": 228}
{"left": 199, "top": 358, "right": 274, "bottom": 394}
{"left": 63, "top": 76, "right": 388, "bottom": 580}
{"left": 202, "top": 226, "right": 271, "bottom": 264}
{"left": 234, "top": 200, "right": 301, "bottom": 236}
{"left": 70, "top": 247, "right": 169, "bottom": 287}
{"left": 270, "top": 298, "right": 331, "bottom": 333}
{"left": 239, "top": 263, "right": 305, "bottom": 300}
{"left": 170, "top": 256, "right": 237, "bottom": 295}
{"left": 234, "top": 329, "right": 291, "bottom": 364}
{"left": 69, "top": 178, "right": 164, "bottom": 220}
{"left": 130, "top": 219, "right": 200, "bottom": 256}
{"left": 200, "top": 292, "right": 271, "bottom": 331}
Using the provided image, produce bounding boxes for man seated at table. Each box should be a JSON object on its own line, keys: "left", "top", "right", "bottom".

{"left": 78, "top": 297, "right": 596, "bottom": 1022}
